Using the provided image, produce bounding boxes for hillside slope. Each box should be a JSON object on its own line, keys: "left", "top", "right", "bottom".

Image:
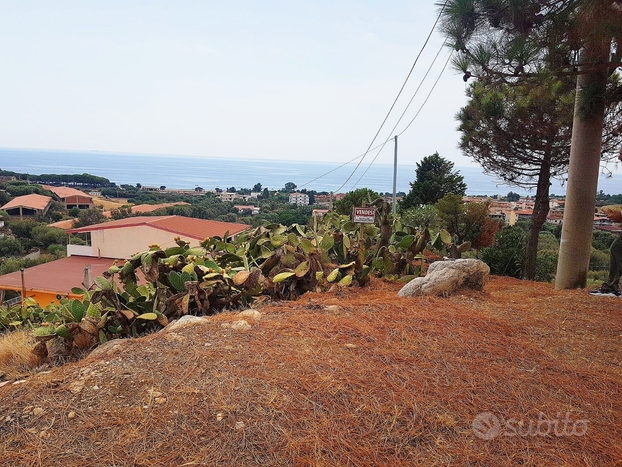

{"left": 0, "top": 277, "right": 621, "bottom": 466}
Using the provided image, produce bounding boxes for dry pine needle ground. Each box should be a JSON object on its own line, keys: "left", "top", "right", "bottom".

{"left": 0, "top": 276, "right": 621, "bottom": 466}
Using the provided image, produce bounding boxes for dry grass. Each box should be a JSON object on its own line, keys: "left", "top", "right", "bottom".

{"left": 91, "top": 196, "right": 130, "bottom": 210}
{"left": 0, "top": 276, "right": 621, "bottom": 466}
{"left": 0, "top": 331, "right": 41, "bottom": 380}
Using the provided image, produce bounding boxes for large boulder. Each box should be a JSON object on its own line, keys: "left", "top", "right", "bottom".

{"left": 398, "top": 259, "right": 490, "bottom": 297}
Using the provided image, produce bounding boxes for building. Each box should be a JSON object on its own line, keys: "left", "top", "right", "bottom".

{"left": 0, "top": 215, "right": 252, "bottom": 307}
{"left": 218, "top": 192, "right": 246, "bottom": 202}
{"left": 65, "top": 215, "right": 250, "bottom": 259}
{"left": 1, "top": 194, "right": 52, "bottom": 220}
{"left": 234, "top": 205, "right": 260, "bottom": 215}
{"left": 41, "top": 185, "right": 94, "bottom": 210}
{"left": 289, "top": 192, "right": 309, "bottom": 205}
{"left": 0, "top": 255, "right": 120, "bottom": 307}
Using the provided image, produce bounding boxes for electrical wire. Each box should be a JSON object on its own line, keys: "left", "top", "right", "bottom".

{"left": 349, "top": 42, "right": 449, "bottom": 190}
{"left": 332, "top": 1, "right": 449, "bottom": 193}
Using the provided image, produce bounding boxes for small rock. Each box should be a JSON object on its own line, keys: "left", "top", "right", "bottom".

{"left": 67, "top": 411, "right": 76, "bottom": 420}
{"left": 216, "top": 413, "right": 224, "bottom": 421}
{"left": 4, "top": 416, "right": 12, "bottom": 422}
{"left": 230, "top": 320, "right": 252, "bottom": 331}
{"left": 25, "top": 428, "right": 37, "bottom": 434}
{"left": 148, "top": 389, "right": 163, "bottom": 398}
{"left": 325, "top": 305, "right": 340, "bottom": 313}
{"left": 92, "top": 385, "right": 99, "bottom": 390}
{"left": 38, "top": 430, "right": 48, "bottom": 439}
{"left": 33, "top": 408, "right": 44, "bottom": 417}
{"left": 235, "top": 421, "right": 245, "bottom": 430}
{"left": 238, "top": 309, "right": 261, "bottom": 321}
{"left": 344, "top": 343, "right": 357, "bottom": 348}
{"left": 12, "top": 380, "right": 27, "bottom": 385}
{"left": 67, "top": 380, "right": 85, "bottom": 395}
{"left": 155, "top": 397, "right": 167, "bottom": 404}
{"left": 165, "top": 315, "right": 209, "bottom": 332}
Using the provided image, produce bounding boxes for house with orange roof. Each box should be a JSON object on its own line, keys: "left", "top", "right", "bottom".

{"left": 1, "top": 194, "right": 52, "bottom": 220}
{"left": 0, "top": 256, "right": 121, "bottom": 307}
{"left": 65, "top": 215, "right": 250, "bottom": 259}
{"left": 41, "top": 185, "right": 94, "bottom": 210}
{"left": 234, "top": 205, "right": 260, "bottom": 215}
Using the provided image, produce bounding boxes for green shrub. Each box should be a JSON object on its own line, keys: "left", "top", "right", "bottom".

{"left": 47, "top": 244, "right": 67, "bottom": 256}
{"left": 0, "top": 237, "right": 23, "bottom": 257}
{"left": 479, "top": 226, "right": 526, "bottom": 278}
{"left": 535, "top": 249, "right": 558, "bottom": 282}
{"left": 589, "top": 247, "right": 610, "bottom": 270}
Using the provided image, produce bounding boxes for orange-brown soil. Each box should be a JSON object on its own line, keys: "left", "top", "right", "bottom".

{"left": 0, "top": 276, "right": 621, "bottom": 466}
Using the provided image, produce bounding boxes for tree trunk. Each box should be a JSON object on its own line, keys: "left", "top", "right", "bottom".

{"left": 523, "top": 159, "right": 551, "bottom": 280}
{"left": 555, "top": 44, "right": 609, "bottom": 289}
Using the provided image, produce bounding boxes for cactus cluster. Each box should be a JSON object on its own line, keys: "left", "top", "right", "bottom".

{"left": 8, "top": 214, "right": 462, "bottom": 352}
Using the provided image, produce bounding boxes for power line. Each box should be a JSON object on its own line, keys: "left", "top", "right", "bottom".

{"left": 332, "top": 1, "right": 449, "bottom": 193}
{"left": 349, "top": 42, "right": 449, "bottom": 190}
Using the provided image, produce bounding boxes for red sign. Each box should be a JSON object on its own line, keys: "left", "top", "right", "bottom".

{"left": 353, "top": 207, "right": 376, "bottom": 224}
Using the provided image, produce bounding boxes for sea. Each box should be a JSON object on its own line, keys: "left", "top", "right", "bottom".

{"left": 1, "top": 147, "right": 620, "bottom": 197}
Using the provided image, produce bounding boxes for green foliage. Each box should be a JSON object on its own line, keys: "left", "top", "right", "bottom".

{"left": 31, "top": 225, "right": 66, "bottom": 248}
{"left": 592, "top": 230, "right": 616, "bottom": 251}
{"left": 538, "top": 231, "right": 559, "bottom": 251}
{"left": 535, "top": 250, "right": 558, "bottom": 283}
{"left": 0, "top": 210, "right": 9, "bottom": 222}
{"left": 73, "top": 209, "right": 107, "bottom": 228}
{"left": 479, "top": 226, "right": 527, "bottom": 278}
{"left": 589, "top": 247, "right": 610, "bottom": 271}
{"left": 0, "top": 237, "right": 23, "bottom": 257}
{"left": 399, "top": 205, "right": 442, "bottom": 231}
{"left": 68, "top": 207, "right": 80, "bottom": 217}
{"left": 0, "top": 254, "right": 62, "bottom": 276}
{"left": 399, "top": 152, "right": 466, "bottom": 209}
{"left": 507, "top": 191, "right": 520, "bottom": 202}
{"left": 334, "top": 188, "right": 380, "bottom": 216}
{"left": 7, "top": 220, "right": 37, "bottom": 239}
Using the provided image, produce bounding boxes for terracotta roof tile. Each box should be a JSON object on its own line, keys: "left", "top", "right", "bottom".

{"left": 1, "top": 194, "right": 52, "bottom": 211}
{"left": 66, "top": 215, "right": 250, "bottom": 240}
{"left": 0, "top": 256, "right": 120, "bottom": 295}
{"left": 40, "top": 185, "right": 93, "bottom": 200}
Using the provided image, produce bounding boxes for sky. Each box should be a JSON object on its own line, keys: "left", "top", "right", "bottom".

{"left": 0, "top": 0, "right": 478, "bottom": 169}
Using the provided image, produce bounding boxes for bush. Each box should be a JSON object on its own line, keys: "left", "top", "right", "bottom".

{"left": 592, "top": 230, "right": 616, "bottom": 251}
{"left": 31, "top": 225, "right": 66, "bottom": 248}
{"left": 535, "top": 249, "right": 558, "bottom": 282}
{"left": 479, "top": 226, "right": 527, "bottom": 278}
{"left": 538, "top": 231, "right": 559, "bottom": 251}
{"left": 47, "top": 244, "right": 66, "bottom": 256}
{"left": 0, "top": 237, "right": 23, "bottom": 257}
{"left": 589, "top": 247, "right": 610, "bottom": 270}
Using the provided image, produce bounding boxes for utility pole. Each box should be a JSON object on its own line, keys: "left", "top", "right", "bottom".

{"left": 392, "top": 135, "right": 398, "bottom": 215}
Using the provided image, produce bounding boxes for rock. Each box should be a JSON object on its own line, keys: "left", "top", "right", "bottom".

{"left": 67, "top": 380, "right": 85, "bottom": 395}
{"left": 325, "top": 305, "right": 341, "bottom": 313}
{"left": 238, "top": 309, "right": 261, "bottom": 321}
{"left": 216, "top": 413, "right": 224, "bottom": 421}
{"left": 164, "top": 315, "right": 209, "bottom": 332}
{"left": 148, "top": 389, "right": 163, "bottom": 398}
{"left": 68, "top": 411, "right": 76, "bottom": 420}
{"left": 33, "top": 407, "right": 44, "bottom": 417}
{"left": 155, "top": 397, "right": 167, "bottom": 404}
{"left": 230, "top": 320, "right": 252, "bottom": 331}
{"left": 235, "top": 421, "right": 245, "bottom": 430}
{"left": 89, "top": 339, "right": 128, "bottom": 358}
{"left": 398, "top": 259, "right": 490, "bottom": 297}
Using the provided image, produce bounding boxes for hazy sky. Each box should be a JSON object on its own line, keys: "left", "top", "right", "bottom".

{"left": 0, "top": 1, "right": 491, "bottom": 169}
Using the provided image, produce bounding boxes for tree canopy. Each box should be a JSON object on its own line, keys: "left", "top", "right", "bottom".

{"left": 334, "top": 188, "right": 380, "bottom": 216}
{"left": 439, "top": 0, "right": 622, "bottom": 288}
{"left": 399, "top": 152, "right": 466, "bottom": 209}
